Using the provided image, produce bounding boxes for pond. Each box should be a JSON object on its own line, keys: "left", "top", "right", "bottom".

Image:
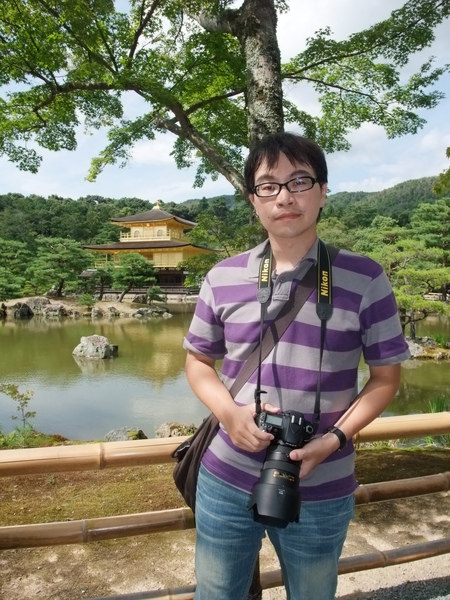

{"left": 0, "top": 313, "right": 449, "bottom": 441}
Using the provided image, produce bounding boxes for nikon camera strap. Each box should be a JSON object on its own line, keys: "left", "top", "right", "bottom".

{"left": 252, "top": 239, "right": 337, "bottom": 429}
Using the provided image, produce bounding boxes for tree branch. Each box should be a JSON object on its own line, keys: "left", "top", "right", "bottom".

{"left": 128, "top": 0, "right": 163, "bottom": 64}
{"left": 294, "top": 75, "right": 383, "bottom": 106}
{"left": 34, "top": 0, "right": 116, "bottom": 74}
{"left": 153, "top": 108, "right": 246, "bottom": 196}
{"left": 186, "top": 7, "right": 237, "bottom": 34}
{"left": 283, "top": 0, "right": 447, "bottom": 77}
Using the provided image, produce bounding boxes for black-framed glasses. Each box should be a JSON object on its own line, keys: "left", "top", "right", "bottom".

{"left": 252, "top": 176, "right": 319, "bottom": 198}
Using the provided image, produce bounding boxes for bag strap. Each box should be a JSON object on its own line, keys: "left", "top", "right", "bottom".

{"left": 228, "top": 244, "right": 339, "bottom": 400}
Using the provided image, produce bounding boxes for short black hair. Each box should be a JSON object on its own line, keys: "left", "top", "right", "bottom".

{"left": 244, "top": 132, "right": 328, "bottom": 194}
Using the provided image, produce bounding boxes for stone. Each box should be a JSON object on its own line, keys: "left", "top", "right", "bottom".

{"left": 156, "top": 422, "right": 197, "bottom": 438}
{"left": 72, "top": 335, "right": 118, "bottom": 359}
{"left": 132, "top": 306, "right": 172, "bottom": 319}
{"left": 407, "top": 341, "right": 426, "bottom": 358}
{"left": 42, "top": 304, "right": 68, "bottom": 318}
{"left": 12, "top": 302, "right": 34, "bottom": 319}
{"left": 25, "top": 297, "right": 51, "bottom": 313}
{"left": 104, "top": 427, "right": 148, "bottom": 441}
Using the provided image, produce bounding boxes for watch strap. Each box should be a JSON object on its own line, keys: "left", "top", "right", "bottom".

{"left": 326, "top": 426, "right": 347, "bottom": 450}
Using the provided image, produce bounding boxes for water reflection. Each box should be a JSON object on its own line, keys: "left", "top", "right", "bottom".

{"left": 0, "top": 314, "right": 449, "bottom": 441}
{"left": 0, "top": 314, "right": 210, "bottom": 440}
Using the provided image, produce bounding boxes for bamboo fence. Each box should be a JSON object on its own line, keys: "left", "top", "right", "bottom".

{"left": 0, "top": 472, "right": 449, "bottom": 550}
{"left": 1, "top": 412, "right": 450, "bottom": 478}
{"left": 1, "top": 412, "right": 450, "bottom": 599}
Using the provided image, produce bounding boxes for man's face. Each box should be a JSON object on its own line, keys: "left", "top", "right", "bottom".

{"left": 249, "top": 152, "right": 327, "bottom": 245}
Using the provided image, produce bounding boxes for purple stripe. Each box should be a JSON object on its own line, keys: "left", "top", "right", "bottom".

{"left": 194, "top": 297, "right": 223, "bottom": 327}
{"left": 214, "top": 252, "right": 250, "bottom": 268}
{"left": 300, "top": 473, "right": 358, "bottom": 501}
{"left": 246, "top": 363, "right": 357, "bottom": 393}
{"left": 364, "top": 335, "right": 409, "bottom": 361}
{"left": 185, "top": 332, "right": 225, "bottom": 356}
{"left": 335, "top": 252, "right": 382, "bottom": 278}
{"left": 202, "top": 451, "right": 357, "bottom": 501}
{"left": 332, "top": 285, "right": 362, "bottom": 313}
{"left": 360, "top": 293, "right": 398, "bottom": 327}
{"left": 202, "top": 450, "right": 259, "bottom": 491}
{"left": 213, "top": 283, "right": 257, "bottom": 306}
{"left": 223, "top": 320, "right": 260, "bottom": 344}
{"left": 222, "top": 357, "right": 246, "bottom": 379}
{"left": 282, "top": 318, "right": 362, "bottom": 352}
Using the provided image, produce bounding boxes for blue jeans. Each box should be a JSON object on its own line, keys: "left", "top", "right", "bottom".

{"left": 194, "top": 465, "right": 354, "bottom": 600}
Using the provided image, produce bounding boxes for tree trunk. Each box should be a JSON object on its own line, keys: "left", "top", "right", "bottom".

{"left": 56, "top": 279, "right": 65, "bottom": 297}
{"left": 409, "top": 309, "right": 416, "bottom": 339}
{"left": 192, "top": 0, "right": 284, "bottom": 153}
{"left": 232, "top": 0, "right": 284, "bottom": 147}
{"left": 118, "top": 287, "right": 130, "bottom": 303}
{"left": 98, "top": 280, "right": 105, "bottom": 301}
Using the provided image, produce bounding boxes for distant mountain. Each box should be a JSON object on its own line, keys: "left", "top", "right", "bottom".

{"left": 325, "top": 176, "right": 441, "bottom": 226}
{"left": 179, "top": 177, "right": 442, "bottom": 228}
{"left": 178, "top": 194, "right": 236, "bottom": 209}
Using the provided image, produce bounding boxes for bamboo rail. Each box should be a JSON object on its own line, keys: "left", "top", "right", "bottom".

{"left": 86, "top": 538, "right": 450, "bottom": 600}
{"left": 353, "top": 411, "right": 450, "bottom": 442}
{"left": 0, "top": 508, "right": 195, "bottom": 550}
{"left": 1, "top": 412, "right": 450, "bottom": 478}
{"left": 1, "top": 472, "right": 449, "bottom": 550}
{"left": 0, "top": 436, "right": 182, "bottom": 477}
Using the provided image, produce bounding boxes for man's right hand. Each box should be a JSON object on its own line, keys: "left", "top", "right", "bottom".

{"left": 220, "top": 402, "right": 276, "bottom": 453}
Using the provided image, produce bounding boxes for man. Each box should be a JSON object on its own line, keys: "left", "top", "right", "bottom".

{"left": 183, "top": 132, "right": 410, "bottom": 599}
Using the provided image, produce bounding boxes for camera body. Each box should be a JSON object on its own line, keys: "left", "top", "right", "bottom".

{"left": 256, "top": 410, "right": 315, "bottom": 447}
{"left": 248, "top": 410, "right": 316, "bottom": 528}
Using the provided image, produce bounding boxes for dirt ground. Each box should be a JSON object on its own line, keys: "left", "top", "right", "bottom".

{"left": 1, "top": 450, "right": 450, "bottom": 600}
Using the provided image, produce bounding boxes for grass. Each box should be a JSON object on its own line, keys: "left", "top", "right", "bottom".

{"left": 1, "top": 446, "right": 449, "bottom": 528}
{"left": 0, "top": 426, "right": 69, "bottom": 449}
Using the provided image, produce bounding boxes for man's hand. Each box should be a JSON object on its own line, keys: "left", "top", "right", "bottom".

{"left": 289, "top": 433, "right": 340, "bottom": 479}
{"left": 221, "top": 402, "right": 280, "bottom": 453}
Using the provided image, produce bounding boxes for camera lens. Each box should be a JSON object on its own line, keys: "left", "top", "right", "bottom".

{"left": 248, "top": 443, "right": 301, "bottom": 528}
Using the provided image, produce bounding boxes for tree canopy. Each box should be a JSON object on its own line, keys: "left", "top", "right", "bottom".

{"left": 1, "top": 0, "right": 449, "bottom": 195}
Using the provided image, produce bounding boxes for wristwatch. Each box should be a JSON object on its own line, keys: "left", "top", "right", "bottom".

{"left": 326, "top": 426, "right": 347, "bottom": 450}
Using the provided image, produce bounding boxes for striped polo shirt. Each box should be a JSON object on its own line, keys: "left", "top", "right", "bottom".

{"left": 183, "top": 238, "right": 410, "bottom": 501}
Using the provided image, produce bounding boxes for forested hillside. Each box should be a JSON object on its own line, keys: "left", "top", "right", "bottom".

{"left": 0, "top": 176, "right": 441, "bottom": 248}
{"left": 1, "top": 176, "right": 449, "bottom": 336}
{"left": 0, "top": 193, "right": 236, "bottom": 248}
{"left": 324, "top": 176, "right": 440, "bottom": 226}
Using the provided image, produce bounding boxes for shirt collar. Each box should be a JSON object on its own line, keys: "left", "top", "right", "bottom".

{"left": 246, "top": 237, "right": 319, "bottom": 280}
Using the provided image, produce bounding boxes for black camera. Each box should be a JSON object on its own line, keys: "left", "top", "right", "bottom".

{"left": 248, "top": 410, "right": 316, "bottom": 528}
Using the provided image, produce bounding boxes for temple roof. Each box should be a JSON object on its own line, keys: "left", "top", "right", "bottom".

{"left": 83, "top": 240, "right": 212, "bottom": 251}
{"left": 110, "top": 208, "right": 196, "bottom": 227}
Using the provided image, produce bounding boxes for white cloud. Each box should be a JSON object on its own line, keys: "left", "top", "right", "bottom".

{"left": 131, "top": 135, "right": 177, "bottom": 166}
{"left": 277, "top": 1, "right": 406, "bottom": 60}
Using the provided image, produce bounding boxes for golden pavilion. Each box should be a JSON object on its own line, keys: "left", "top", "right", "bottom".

{"left": 84, "top": 201, "right": 214, "bottom": 288}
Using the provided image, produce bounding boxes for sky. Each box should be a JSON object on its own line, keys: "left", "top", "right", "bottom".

{"left": 0, "top": 0, "right": 449, "bottom": 204}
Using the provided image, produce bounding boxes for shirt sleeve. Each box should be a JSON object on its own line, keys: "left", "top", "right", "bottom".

{"left": 360, "top": 268, "right": 410, "bottom": 365}
{"left": 183, "top": 274, "right": 227, "bottom": 360}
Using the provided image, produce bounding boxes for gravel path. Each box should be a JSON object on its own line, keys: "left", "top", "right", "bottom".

{"left": 262, "top": 491, "right": 450, "bottom": 600}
